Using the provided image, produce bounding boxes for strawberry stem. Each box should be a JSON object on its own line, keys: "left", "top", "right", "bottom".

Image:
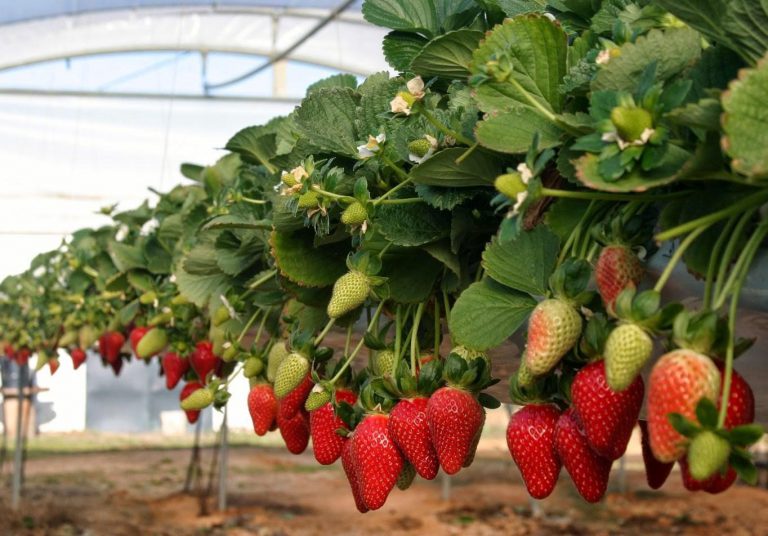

{"left": 250, "top": 308, "right": 271, "bottom": 348}
{"left": 713, "top": 210, "right": 761, "bottom": 308}
{"left": 378, "top": 153, "right": 410, "bottom": 183}
{"left": 394, "top": 304, "right": 402, "bottom": 371}
{"left": 541, "top": 188, "right": 689, "bottom": 203}
{"left": 454, "top": 142, "right": 479, "bottom": 165}
{"left": 313, "top": 318, "right": 337, "bottom": 347}
{"left": 344, "top": 324, "right": 353, "bottom": 356}
{"left": 238, "top": 196, "right": 268, "bottom": 205}
{"left": 236, "top": 309, "right": 262, "bottom": 345}
{"left": 310, "top": 185, "right": 355, "bottom": 203}
{"left": 656, "top": 191, "right": 768, "bottom": 241}
{"left": 703, "top": 215, "right": 739, "bottom": 309}
{"left": 378, "top": 197, "right": 425, "bottom": 205}
{"left": 652, "top": 224, "right": 711, "bottom": 293}
{"left": 330, "top": 301, "right": 386, "bottom": 384}
{"left": 713, "top": 218, "right": 768, "bottom": 310}
{"left": 410, "top": 302, "right": 426, "bottom": 376}
{"left": 246, "top": 269, "right": 277, "bottom": 291}
{"left": 434, "top": 298, "right": 441, "bottom": 358}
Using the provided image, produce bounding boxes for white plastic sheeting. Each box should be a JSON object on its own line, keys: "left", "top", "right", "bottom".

{"left": 0, "top": 6, "right": 389, "bottom": 76}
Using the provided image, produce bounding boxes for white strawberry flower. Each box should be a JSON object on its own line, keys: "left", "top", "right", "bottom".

{"left": 140, "top": 218, "right": 159, "bottom": 236}
{"left": 511, "top": 163, "right": 533, "bottom": 216}
{"left": 115, "top": 224, "right": 129, "bottom": 242}
{"left": 357, "top": 133, "right": 386, "bottom": 159}
{"left": 389, "top": 76, "right": 426, "bottom": 115}
{"left": 406, "top": 76, "right": 425, "bottom": 99}
{"left": 601, "top": 127, "right": 655, "bottom": 150}
{"left": 390, "top": 94, "right": 413, "bottom": 115}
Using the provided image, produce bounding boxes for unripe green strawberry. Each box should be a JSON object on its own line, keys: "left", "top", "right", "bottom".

{"left": 687, "top": 430, "right": 730, "bottom": 481}
{"left": 221, "top": 343, "right": 238, "bottom": 362}
{"left": 139, "top": 291, "right": 157, "bottom": 305}
{"left": 452, "top": 345, "right": 489, "bottom": 366}
{"left": 408, "top": 138, "right": 432, "bottom": 158}
{"left": 341, "top": 202, "right": 368, "bottom": 226}
{"left": 610, "top": 106, "right": 653, "bottom": 142}
{"left": 267, "top": 341, "right": 289, "bottom": 382}
{"left": 305, "top": 385, "right": 331, "bottom": 412}
{"left": 243, "top": 356, "right": 264, "bottom": 378}
{"left": 281, "top": 171, "right": 298, "bottom": 187}
{"left": 494, "top": 172, "right": 526, "bottom": 199}
{"left": 396, "top": 462, "right": 417, "bottom": 490}
{"left": 274, "top": 353, "right": 310, "bottom": 398}
{"left": 297, "top": 190, "right": 319, "bottom": 209}
{"left": 372, "top": 349, "right": 396, "bottom": 376}
{"left": 524, "top": 299, "right": 582, "bottom": 376}
{"left": 327, "top": 271, "right": 371, "bottom": 319}
{"left": 212, "top": 305, "right": 231, "bottom": 327}
{"left": 180, "top": 387, "right": 214, "bottom": 410}
{"left": 604, "top": 323, "right": 653, "bottom": 392}
{"left": 135, "top": 327, "right": 168, "bottom": 359}
{"left": 516, "top": 358, "right": 535, "bottom": 389}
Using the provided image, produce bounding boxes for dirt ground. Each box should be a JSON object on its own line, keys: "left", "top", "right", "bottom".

{"left": 1, "top": 441, "right": 768, "bottom": 536}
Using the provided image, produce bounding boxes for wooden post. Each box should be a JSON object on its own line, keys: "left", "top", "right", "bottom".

{"left": 217, "top": 408, "right": 228, "bottom": 511}
{"left": 11, "top": 363, "right": 28, "bottom": 509}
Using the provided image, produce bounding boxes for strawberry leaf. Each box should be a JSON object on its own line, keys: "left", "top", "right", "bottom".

{"left": 695, "top": 397, "right": 719, "bottom": 429}
{"left": 727, "top": 423, "right": 765, "bottom": 447}
{"left": 729, "top": 449, "right": 758, "bottom": 485}
{"left": 478, "top": 392, "right": 500, "bottom": 409}
{"left": 668, "top": 412, "right": 700, "bottom": 437}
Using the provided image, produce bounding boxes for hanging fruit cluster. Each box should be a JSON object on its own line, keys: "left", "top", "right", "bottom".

{"left": 2, "top": 0, "right": 768, "bottom": 511}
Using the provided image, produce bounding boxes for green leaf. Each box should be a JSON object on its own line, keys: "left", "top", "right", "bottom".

{"left": 668, "top": 412, "right": 700, "bottom": 438}
{"left": 544, "top": 198, "right": 591, "bottom": 243}
{"left": 126, "top": 270, "right": 155, "bottom": 293}
{"left": 410, "top": 29, "right": 483, "bottom": 79}
{"left": 722, "top": 56, "right": 768, "bottom": 178}
{"left": 667, "top": 98, "right": 723, "bottom": 132}
{"left": 225, "top": 127, "right": 277, "bottom": 173}
{"left": 493, "top": 0, "right": 546, "bottom": 17}
{"left": 482, "top": 225, "right": 560, "bottom": 296}
{"left": 695, "top": 398, "right": 719, "bottom": 429}
{"left": 592, "top": 28, "right": 701, "bottom": 92}
{"left": 175, "top": 263, "right": 231, "bottom": 308}
{"left": 375, "top": 204, "right": 450, "bottom": 247}
{"left": 270, "top": 230, "right": 348, "bottom": 288}
{"left": 294, "top": 87, "right": 359, "bottom": 156}
{"left": 478, "top": 392, "right": 501, "bottom": 409}
{"left": 202, "top": 214, "right": 272, "bottom": 231}
{"left": 183, "top": 241, "right": 221, "bottom": 276}
{"left": 180, "top": 163, "right": 204, "bottom": 181}
{"left": 144, "top": 236, "right": 172, "bottom": 275}
{"left": 410, "top": 148, "right": 504, "bottom": 187}
{"left": 356, "top": 72, "right": 401, "bottom": 138}
{"left": 423, "top": 241, "right": 461, "bottom": 278}
{"left": 382, "top": 31, "right": 429, "bottom": 72}
{"left": 574, "top": 145, "right": 691, "bottom": 192}
{"left": 475, "top": 107, "right": 563, "bottom": 153}
{"left": 728, "top": 424, "right": 765, "bottom": 447}
{"left": 729, "top": 449, "right": 758, "bottom": 485}
{"left": 108, "top": 241, "right": 147, "bottom": 272}
{"left": 414, "top": 184, "right": 482, "bottom": 210}
{"left": 449, "top": 279, "right": 536, "bottom": 351}
{"left": 215, "top": 232, "right": 261, "bottom": 277}
{"left": 380, "top": 249, "right": 442, "bottom": 303}
{"left": 363, "top": 0, "right": 440, "bottom": 36}
{"left": 306, "top": 73, "right": 358, "bottom": 94}
{"left": 471, "top": 15, "right": 568, "bottom": 113}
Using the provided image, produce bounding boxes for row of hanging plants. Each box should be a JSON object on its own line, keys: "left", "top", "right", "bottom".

{"left": 1, "top": 0, "right": 767, "bottom": 511}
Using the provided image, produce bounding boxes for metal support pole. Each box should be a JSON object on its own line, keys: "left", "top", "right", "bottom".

{"left": 217, "top": 408, "right": 228, "bottom": 511}
{"left": 440, "top": 473, "right": 451, "bottom": 501}
{"left": 617, "top": 455, "right": 627, "bottom": 493}
{"left": 183, "top": 418, "right": 203, "bottom": 493}
{"left": 11, "top": 363, "right": 28, "bottom": 509}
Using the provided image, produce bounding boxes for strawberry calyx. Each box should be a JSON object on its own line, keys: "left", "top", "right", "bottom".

{"left": 670, "top": 397, "right": 764, "bottom": 483}
{"left": 442, "top": 353, "right": 500, "bottom": 410}
{"left": 548, "top": 258, "right": 594, "bottom": 307}
{"left": 672, "top": 309, "right": 722, "bottom": 356}
{"left": 613, "top": 287, "right": 680, "bottom": 331}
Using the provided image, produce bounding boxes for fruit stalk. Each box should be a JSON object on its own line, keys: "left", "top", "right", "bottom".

{"left": 329, "top": 301, "right": 386, "bottom": 384}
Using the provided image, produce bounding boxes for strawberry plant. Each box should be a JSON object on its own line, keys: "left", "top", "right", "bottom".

{"left": 1, "top": 0, "right": 768, "bottom": 511}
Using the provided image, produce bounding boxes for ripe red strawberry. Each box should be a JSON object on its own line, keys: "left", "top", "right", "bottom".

{"left": 506, "top": 404, "right": 562, "bottom": 499}
{"left": 524, "top": 299, "right": 582, "bottom": 376}
{"left": 555, "top": 408, "right": 612, "bottom": 503}
{"left": 48, "top": 357, "right": 60, "bottom": 375}
{"left": 248, "top": 383, "right": 277, "bottom": 436}
{"left": 679, "top": 457, "right": 737, "bottom": 494}
{"left": 716, "top": 364, "right": 754, "bottom": 428}
{"left": 352, "top": 413, "right": 404, "bottom": 510}
{"left": 162, "top": 352, "right": 189, "bottom": 390}
{"left": 180, "top": 381, "right": 204, "bottom": 424}
{"left": 389, "top": 397, "right": 439, "bottom": 480}
{"left": 189, "top": 341, "right": 219, "bottom": 383}
{"left": 277, "top": 407, "right": 310, "bottom": 454}
{"left": 278, "top": 373, "right": 314, "bottom": 420}
{"left": 638, "top": 420, "right": 674, "bottom": 489}
{"left": 70, "top": 348, "right": 87, "bottom": 370}
{"left": 129, "top": 327, "right": 149, "bottom": 354}
{"left": 341, "top": 436, "right": 367, "bottom": 513}
{"left": 310, "top": 388, "right": 357, "bottom": 465}
{"left": 427, "top": 386, "right": 485, "bottom": 475}
{"left": 647, "top": 349, "right": 720, "bottom": 462}
{"left": 463, "top": 409, "right": 486, "bottom": 469}
{"left": 595, "top": 245, "right": 643, "bottom": 311}
{"left": 571, "top": 360, "right": 643, "bottom": 460}
{"left": 99, "top": 331, "right": 125, "bottom": 363}
{"left": 109, "top": 356, "right": 123, "bottom": 376}
{"left": 15, "top": 348, "right": 30, "bottom": 366}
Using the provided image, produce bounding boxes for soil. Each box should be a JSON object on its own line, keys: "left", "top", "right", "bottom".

{"left": 1, "top": 444, "right": 767, "bottom": 536}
